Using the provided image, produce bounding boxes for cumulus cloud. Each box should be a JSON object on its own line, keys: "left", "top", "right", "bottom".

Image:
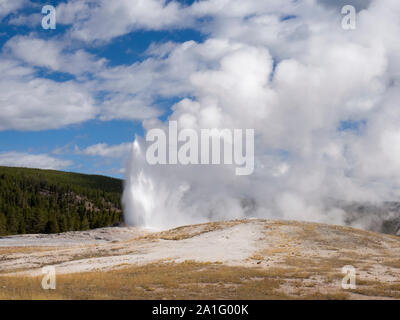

{"left": 57, "top": 0, "right": 192, "bottom": 42}
{"left": 76, "top": 142, "right": 132, "bottom": 158}
{"left": 0, "top": 32, "right": 103, "bottom": 131}
{"left": 0, "top": 152, "right": 72, "bottom": 170}
{"left": 4, "top": 35, "right": 107, "bottom": 76}
{"left": 8, "top": 13, "right": 41, "bottom": 27}
{"left": 0, "top": 0, "right": 28, "bottom": 21}
{"left": 0, "top": 58, "right": 96, "bottom": 131}
{"left": 0, "top": 33, "right": 160, "bottom": 129}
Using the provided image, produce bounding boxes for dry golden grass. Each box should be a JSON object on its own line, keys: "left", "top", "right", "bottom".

{"left": 0, "top": 260, "right": 383, "bottom": 300}
{"left": 0, "top": 247, "right": 54, "bottom": 255}
{"left": 352, "top": 279, "right": 400, "bottom": 299}
{"left": 300, "top": 291, "right": 351, "bottom": 300}
{"left": 0, "top": 261, "right": 287, "bottom": 300}
{"left": 382, "top": 259, "right": 400, "bottom": 269}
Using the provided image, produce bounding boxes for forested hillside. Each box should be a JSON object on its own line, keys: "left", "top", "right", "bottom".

{"left": 0, "top": 166, "right": 123, "bottom": 235}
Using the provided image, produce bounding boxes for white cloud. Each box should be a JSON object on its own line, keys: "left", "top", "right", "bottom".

{"left": 8, "top": 13, "right": 41, "bottom": 27}
{"left": 58, "top": 0, "right": 191, "bottom": 42}
{"left": 94, "top": 39, "right": 254, "bottom": 121}
{"left": 77, "top": 142, "right": 132, "bottom": 158}
{"left": 56, "top": 0, "right": 92, "bottom": 25}
{"left": 0, "top": 69, "right": 96, "bottom": 130}
{"left": 0, "top": 152, "right": 72, "bottom": 170}
{"left": 0, "top": 34, "right": 103, "bottom": 131}
{"left": 1, "top": 34, "right": 163, "bottom": 124}
{"left": 98, "top": 94, "right": 162, "bottom": 121}
{"left": 4, "top": 35, "right": 107, "bottom": 76}
{"left": 0, "top": 0, "right": 27, "bottom": 21}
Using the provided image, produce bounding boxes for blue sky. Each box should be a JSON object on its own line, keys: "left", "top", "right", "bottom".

{"left": 2, "top": 0, "right": 398, "bottom": 229}
{"left": 0, "top": 0, "right": 392, "bottom": 206}
{"left": 0, "top": 0, "right": 204, "bottom": 178}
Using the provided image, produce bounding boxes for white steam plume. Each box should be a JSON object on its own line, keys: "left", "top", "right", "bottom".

{"left": 123, "top": 0, "right": 400, "bottom": 231}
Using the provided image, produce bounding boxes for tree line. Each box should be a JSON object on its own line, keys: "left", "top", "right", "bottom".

{"left": 0, "top": 167, "right": 124, "bottom": 236}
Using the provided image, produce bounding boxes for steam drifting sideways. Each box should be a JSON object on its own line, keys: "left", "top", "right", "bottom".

{"left": 123, "top": 0, "right": 400, "bottom": 233}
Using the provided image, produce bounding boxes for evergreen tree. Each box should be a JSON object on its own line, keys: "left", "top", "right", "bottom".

{"left": 45, "top": 216, "right": 59, "bottom": 234}
{"left": 0, "top": 166, "right": 123, "bottom": 235}
{"left": 0, "top": 212, "right": 7, "bottom": 235}
{"left": 58, "top": 214, "right": 68, "bottom": 233}
{"left": 81, "top": 215, "right": 90, "bottom": 230}
{"left": 7, "top": 209, "right": 18, "bottom": 234}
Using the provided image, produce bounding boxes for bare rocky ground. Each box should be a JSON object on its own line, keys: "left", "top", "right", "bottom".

{"left": 0, "top": 219, "right": 399, "bottom": 299}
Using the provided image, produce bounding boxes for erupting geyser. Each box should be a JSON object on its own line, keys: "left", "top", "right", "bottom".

{"left": 123, "top": 0, "right": 400, "bottom": 233}
{"left": 122, "top": 139, "right": 195, "bottom": 229}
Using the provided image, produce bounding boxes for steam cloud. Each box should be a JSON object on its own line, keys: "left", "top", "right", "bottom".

{"left": 123, "top": 0, "right": 400, "bottom": 232}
